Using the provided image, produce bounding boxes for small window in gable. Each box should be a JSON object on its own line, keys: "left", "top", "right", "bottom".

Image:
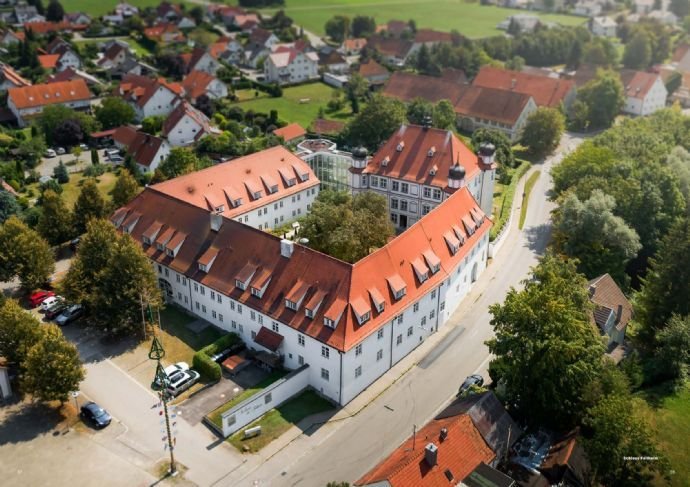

{"left": 236, "top": 279, "right": 247, "bottom": 290}
{"left": 324, "top": 317, "right": 335, "bottom": 328}
{"left": 143, "top": 236, "right": 151, "bottom": 245}
{"left": 285, "top": 299, "right": 298, "bottom": 311}
{"left": 215, "top": 205, "right": 225, "bottom": 212}
{"left": 396, "top": 141, "right": 405, "bottom": 152}
{"left": 382, "top": 156, "right": 390, "bottom": 167}
{"left": 199, "top": 263, "right": 207, "bottom": 272}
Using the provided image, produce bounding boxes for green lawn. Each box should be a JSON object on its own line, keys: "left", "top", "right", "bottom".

{"left": 61, "top": 0, "right": 165, "bottom": 16}
{"left": 518, "top": 170, "right": 540, "bottom": 230}
{"left": 232, "top": 82, "right": 357, "bottom": 129}
{"left": 260, "top": 0, "right": 585, "bottom": 39}
{"left": 228, "top": 389, "right": 334, "bottom": 453}
{"left": 490, "top": 160, "right": 530, "bottom": 241}
{"left": 636, "top": 382, "right": 690, "bottom": 487}
{"left": 207, "top": 369, "right": 289, "bottom": 429}
{"left": 24, "top": 169, "right": 118, "bottom": 209}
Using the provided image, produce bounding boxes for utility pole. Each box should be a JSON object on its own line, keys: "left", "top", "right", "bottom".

{"left": 149, "top": 335, "right": 177, "bottom": 476}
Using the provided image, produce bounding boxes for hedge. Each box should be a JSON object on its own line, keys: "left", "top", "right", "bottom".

{"left": 193, "top": 332, "right": 242, "bottom": 382}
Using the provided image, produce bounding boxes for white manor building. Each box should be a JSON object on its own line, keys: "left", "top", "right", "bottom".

{"left": 113, "top": 135, "right": 493, "bottom": 406}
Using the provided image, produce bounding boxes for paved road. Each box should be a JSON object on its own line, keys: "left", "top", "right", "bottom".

{"left": 226, "top": 133, "right": 584, "bottom": 487}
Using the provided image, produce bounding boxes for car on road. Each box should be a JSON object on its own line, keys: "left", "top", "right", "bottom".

{"left": 45, "top": 301, "right": 68, "bottom": 320}
{"left": 55, "top": 304, "right": 84, "bottom": 326}
{"left": 80, "top": 401, "right": 111, "bottom": 428}
{"left": 28, "top": 290, "right": 55, "bottom": 308}
{"left": 56, "top": 147, "right": 66, "bottom": 155}
{"left": 39, "top": 295, "right": 62, "bottom": 312}
{"left": 457, "top": 374, "right": 484, "bottom": 397}
{"left": 44, "top": 149, "right": 57, "bottom": 158}
{"left": 166, "top": 369, "right": 200, "bottom": 397}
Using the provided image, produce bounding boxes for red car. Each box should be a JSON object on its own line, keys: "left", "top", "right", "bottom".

{"left": 28, "top": 290, "right": 55, "bottom": 308}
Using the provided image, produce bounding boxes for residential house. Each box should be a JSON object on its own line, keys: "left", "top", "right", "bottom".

{"left": 273, "top": 123, "right": 306, "bottom": 144}
{"left": 317, "top": 47, "right": 348, "bottom": 74}
{"left": 23, "top": 21, "right": 88, "bottom": 35}
{"left": 116, "top": 74, "right": 182, "bottom": 121}
{"left": 113, "top": 143, "right": 492, "bottom": 406}
{"left": 232, "top": 13, "right": 260, "bottom": 31}
{"left": 244, "top": 28, "right": 279, "bottom": 68}
{"left": 0, "top": 62, "right": 30, "bottom": 90}
{"left": 177, "top": 17, "right": 196, "bottom": 29}
{"left": 182, "top": 70, "right": 227, "bottom": 103}
{"left": 472, "top": 66, "right": 577, "bottom": 109}
{"left": 180, "top": 46, "right": 222, "bottom": 75}
{"left": 377, "top": 19, "right": 410, "bottom": 37}
{"left": 113, "top": 126, "right": 171, "bottom": 174}
{"left": 590, "top": 16, "right": 617, "bottom": 37}
{"left": 143, "top": 24, "right": 185, "bottom": 44}
{"left": 39, "top": 42, "right": 82, "bottom": 72}
{"left": 619, "top": 69, "right": 667, "bottom": 116}
{"left": 383, "top": 71, "right": 464, "bottom": 104}
{"left": 407, "top": 29, "right": 453, "bottom": 59}
{"left": 7, "top": 79, "right": 92, "bottom": 126}
{"left": 64, "top": 12, "right": 91, "bottom": 25}
{"left": 367, "top": 35, "right": 413, "bottom": 67}
{"left": 161, "top": 101, "right": 212, "bottom": 147}
{"left": 357, "top": 59, "right": 390, "bottom": 87}
{"left": 339, "top": 38, "right": 367, "bottom": 56}
{"left": 114, "top": 2, "right": 139, "bottom": 17}
{"left": 0, "top": 29, "right": 24, "bottom": 46}
{"left": 264, "top": 46, "right": 319, "bottom": 85}
{"left": 14, "top": 3, "right": 43, "bottom": 24}
{"left": 156, "top": 1, "right": 182, "bottom": 23}
{"left": 497, "top": 14, "right": 547, "bottom": 32}
{"left": 440, "top": 67, "right": 468, "bottom": 84}
{"left": 358, "top": 123, "right": 497, "bottom": 228}
{"left": 574, "top": 0, "right": 602, "bottom": 16}
{"left": 588, "top": 273, "right": 632, "bottom": 347}
{"left": 97, "top": 40, "right": 133, "bottom": 70}
{"left": 455, "top": 86, "right": 537, "bottom": 142}
{"left": 648, "top": 9, "right": 678, "bottom": 24}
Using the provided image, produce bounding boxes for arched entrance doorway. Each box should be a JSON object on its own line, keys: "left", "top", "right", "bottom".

{"left": 158, "top": 278, "right": 173, "bottom": 301}
{"left": 471, "top": 262, "right": 478, "bottom": 283}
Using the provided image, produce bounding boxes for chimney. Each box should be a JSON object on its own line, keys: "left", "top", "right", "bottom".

{"left": 210, "top": 210, "right": 222, "bottom": 232}
{"left": 439, "top": 428, "right": 448, "bottom": 442}
{"left": 424, "top": 443, "right": 438, "bottom": 467}
{"left": 280, "top": 239, "right": 294, "bottom": 258}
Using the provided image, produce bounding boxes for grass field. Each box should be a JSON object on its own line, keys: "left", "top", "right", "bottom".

{"left": 232, "top": 82, "right": 357, "bottom": 129}
{"left": 519, "top": 170, "right": 540, "bottom": 229}
{"left": 490, "top": 160, "right": 530, "bottom": 241}
{"left": 60, "top": 0, "right": 166, "bottom": 17}
{"left": 260, "top": 0, "right": 586, "bottom": 39}
{"left": 24, "top": 169, "right": 118, "bottom": 209}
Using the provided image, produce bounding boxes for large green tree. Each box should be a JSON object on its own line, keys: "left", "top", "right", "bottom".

{"left": 72, "top": 179, "right": 107, "bottom": 234}
{"left": 0, "top": 216, "right": 54, "bottom": 290}
{"left": 45, "top": 0, "right": 64, "bottom": 21}
{"left": 521, "top": 107, "right": 565, "bottom": 157}
{"left": 486, "top": 253, "right": 605, "bottom": 428}
{"left": 157, "top": 147, "right": 211, "bottom": 180}
{"left": 351, "top": 15, "right": 376, "bottom": 37}
{"left": 623, "top": 31, "right": 652, "bottom": 69}
{"left": 325, "top": 15, "right": 350, "bottom": 43}
{"left": 471, "top": 128, "right": 515, "bottom": 168}
{"left": 432, "top": 100, "right": 456, "bottom": 130}
{"left": 37, "top": 105, "right": 98, "bottom": 147}
{"left": 345, "top": 95, "right": 407, "bottom": 150}
{"left": 301, "top": 190, "right": 394, "bottom": 263}
{"left": 23, "top": 324, "right": 84, "bottom": 403}
{"left": 553, "top": 190, "right": 641, "bottom": 284}
{"left": 0, "top": 190, "right": 20, "bottom": 224}
{"left": 654, "top": 314, "right": 690, "bottom": 381}
{"left": 111, "top": 170, "right": 140, "bottom": 208}
{"left": 573, "top": 69, "right": 624, "bottom": 130}
{"left": 37, "top": 190, "right": 73, "bottom": 245}
{"left": 95, "top": 97, "right": 136, "bottom": 130}
{"left": 0, "top": 299, "right": 43, "bottom": 366}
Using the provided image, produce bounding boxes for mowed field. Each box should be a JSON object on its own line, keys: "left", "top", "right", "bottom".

{"left": 59, "top": 0, "right": 186, "bottom": 16}
{"left": 259, "top": 0, "right": 586, "bottom": 39}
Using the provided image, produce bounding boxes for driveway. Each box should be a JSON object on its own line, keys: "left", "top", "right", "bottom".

{"left": 31, "top": 148, "right": 110, "bottom": 177}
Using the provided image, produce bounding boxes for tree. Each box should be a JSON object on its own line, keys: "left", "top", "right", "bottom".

{"left": 351, "top": 15, "right": 376, "bottom": 37}
{"left": 300, "top": 190, "right": 395, "bottom": 263}
{"left": 623, "top": 31, "right": 652, "bottom": 69}
{"left": 95, "top": 97, "right": 136, "bottom": 129}
{"left": 45, "top": 0, "right": 64, "bottom": 22}
{"left": 567, "top": 38, "right": 583, "bottom": 70}
{"left": 54, "top": 119, "right": 84, "bottom": 147}
{"left": 194, "top": 94, "right": 215, "bottom": 118}
{"left": 635, "top": 217, "right": 690, "bottom": 342}
{"left": 0, "top": 299, "right": 42, "bottom": 366}
{"left": 189, "top": 5, "right": 204, "bottom": 24}
{"left": 37, "top": 190, "right": 73, "bottom": 245}
{"left": 486, "top": 253, "right": 604, "bottom": 428}
{"left": 415, "top": 43, "right": 436, "bottom": 74}
{"left": 345, "top": 95, "right": 407, "bottom": 150}
{"left": 28, "top": 0, "right": 44, "bottom": 15}
{"left": 111, "top": 170, "right": 139, "bottom": 208}
{"left": 471, "top": 128, "right": 515, "bottom": 168}
{"left": 575, "top": 69, "right": 624, "bottom": 129}
{"left": 325, "top": 15, "right": 350, "bottom": 43}
{"left": 23, "top": 324, "right": 84, "bottom": 403}
{"left": 0, "top": 216, "right": 54, "bottom": 290}
{"left": 654, "top": 314, "right": 690, "bottom": 381}
{"left": 582, "top": 37, "right": 618, "bottom": 67}
{"left": 0, "top": 190, "right": 20, "bottom": 224}
{"left": 37, "top": 105, "right": 97, "bottom": 147}
{"left": 433, "top": 100, "right": 456, "bottom": 130}
{"left": 158, "top": 147, "right": 210, "bottom": 180}
{"left": 671, "top": 0, "right": 690, "bottom": 18}
{"left": 521, "top": 107, "right": 565, "bottom": 157}
{"left": 53, "top": 160, "right": 69, "bottom": 184}
{"left": 73, "top": 179, "right": 107, "bottom": 235}
{"left": 665, "top": 146, "right": 690, "bottom": 202}
{"left": 91, "top": 148, "right": 99, "bottom": 165}
{"left": 553, "top": 190, "right": 641, "bottom": 283}
{"left": 141, "top": 115, "right": 165, "bottom": 135}
{"left": 406, "top": 98, "right": 433, "bottom": 125}
{"left": 505, "top": 55, "right": 525, "bottom": 72}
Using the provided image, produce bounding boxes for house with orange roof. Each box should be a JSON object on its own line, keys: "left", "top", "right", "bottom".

{"left": 116, "top": 73, "right": 182, "bottom": 121}
{"left": 113, "top": 125, "right": 171, "bottom": 173}
{"left": 8, "top": 79, "right": 92, "bottom": 126}
{"left": 273, "top": 123, "right": 306, "bottom": 144}
{"left": 143, "top": 23, "right": 185, "bottom": 44}
{"left": 161, "top": 100, "right": 213, "bottom": 147}
{"left": 0, "top": 62, "right": 31, "bottom": 90}
{"left": 339, "top": 38, "right": 367, "bottom": 56}
{"left": 179, "top": 46, "right": 222, "bottom": 75}
{"left": 23, "top": 21, "right": 88, "bottom": 35}
{"left": 619, "top": 69, "right": 667, "bottom": 116}
{"left": 357, "top": 59, "right": 390, "bottom": 86}
{"left": 181, "top": 70, "right": 227, "bottom": 103}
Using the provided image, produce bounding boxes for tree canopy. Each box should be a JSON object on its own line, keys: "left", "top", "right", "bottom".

{"left": 37, "top": 189, "right": 73, "bottom": 245}
{"left": 345, "top": 95, "right": 407, "bottom": 150}
{"left": 571, "top": 69, "right": 624, "bottom": 130}
{"left": 0, "top": 298, "right": 43, "bottom": 366}
{"left": 521, "top": 107, "right": 564, "bottom": 157}
{"left": 73, "top": 179, "right": 107, "bottom": 235}
{"left": 95, "top": 97, "right": 136, "bottom": 130}
{"left": 0, "top": 216, "right": 54, "bottom": 290}
{"left": 111, "top": 170, "right": 140, "bottom": 208}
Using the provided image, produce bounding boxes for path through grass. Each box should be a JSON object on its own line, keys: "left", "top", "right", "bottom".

{"left": 519, "top": 170, "right": 540, "bottom": 230}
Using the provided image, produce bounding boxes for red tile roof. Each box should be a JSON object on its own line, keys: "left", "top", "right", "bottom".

{"left": 383, "top": 71, "right": 464, "bottom": 104}
{"left": 254, "top": 326, "right": 284, "bottom": 352}
{"left": 24, "top": 21, "right": 87, "bottom": 34}
{"left": 358, "top": 59, "right": 389, "bottom": 79}
{"left": 117, "top": 74, "right": 181, "bottom": 109}
{"left": 472, "top": 66, "right": 575, "bottom": 108}
{"left": 368, "top": 36, "right": 413, "bottom": 59}
{"left": 273, "top": 123, "right": 306, "bottom": 142}
{"left": 114, "top": 126, "right": 167, "bottom": 168}
{"left": 38, "top": 54, "right": 59, "bottom": 69}
{"left": 355, "top": 415, "right": 495, "bottom": 487}
{"left": 8, "top": 79, "right": 91, "bottom": 110}
{"left": 182, "top": 70, "right": 217, "bottom": 100}
{"left": 363, "top": 124, "right": 480, "bottom": 189}
{"left": 588, "top": 274, "right": 632, "bottom": 332}
{"left": 112, "top": 125, "right": 138, "bottom": 146}
{"left": 619, "top": 69, "right": 659, "bottom": 99}
{"left": 143, "top": 23, "right": 184, "bottom": 42}
{"left": 455, "top": 85, "right": 532, "bottom": 126}
{"left": 0, "top": 63, "right": 30, "bottom": 87}
{"left": 116, "top": 162, "right": 490, "bottom": 352}
{"left": 414, "top": 29, "right": 453, "bottom": 44}
{"left": 342, "top": 38, "right": 367, "bottom": 51}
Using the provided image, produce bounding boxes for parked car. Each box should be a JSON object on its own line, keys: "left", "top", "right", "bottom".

{"left": 166, "top": 369, "right": 200, "bottom": 397}
{"left": 44, "top": 149, "right": 57, "bottom": 158}
{"left": 152, "top": 362, "right": 190, "bottom": 389}
{"left": 78, "top": 143, "right": 89, "bottom": 150}
{"left": 109, "top": 156, "right": 124, "bottom": 164}
{"left": 39, "top": 295, "right": 62, "bottom": 312}
{"left": 457, "top": 374, "right": 484, "bottom": 396}
{"left": 28, "top": 290, "right": 55, "bottom": 308}
{"left": 105, "top": 148, "right": 120, "bottom": 158}
{"left": 45, "top": 301, "right": 68, "bottom": 320}
{"left": 56, "top": 147, "right": 66, "bottom": 155}
{"left": 80, "top": 401, "right": 111, "bottom": 428}
{"left": 55, "top": 304, "right": 84, "bottom": 326}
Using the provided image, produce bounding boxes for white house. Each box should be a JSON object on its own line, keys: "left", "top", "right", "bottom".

{"left": 118, "top": 74, "right": 182, "bottom": 121}
{"left": 574, "top": 0, "right": 603, "bottom": 16}
{"left": 182, "top": 70, "right": 227, "bottom": 103}
{"left": 113, "top": 126, "right": 171, "bottom": 174}
{"left": 114, "top": 2, "right": 138, "bottom": 17}
{"left": 647, "top": 9, "right": 678, "bottom": 25}
{"left": 112, "top": 148, "right": 491, "bottom": 406}
{"left": 619, "top": 70, "right": 667, "bottom": 116}
{"left": 264, "top": 47, "right": 319, "bottom": 85}
{"left": 182, "top": 47, "right": 221, "bottom": 75}
{"left": 7, "top": 79, "right": 91, "bottom": 127}
{"left": 357, "top": 124, "right": 497, "bottom": 230}
{"left": 161, "top": 101, "right": 213, "bottom": 147}
{"left": 591, "top": 16, "right": 617, "bottom": 37}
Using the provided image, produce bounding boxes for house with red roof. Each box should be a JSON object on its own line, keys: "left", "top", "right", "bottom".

{"left": 383, "top": 71, "right": 465, "bottom": 104}
{"left": 273, "top": 123, "right": 306, "bottom": 144}
{"left": 619, "top": 69, "right": 667, "bottom": 116}
{"left": 179, "top": 45, "right": 223, "bottom": 75}
{"left": 0, "top": 30, "right": 25, "bottom": 46}
{"left": 339, "top": 38, "right": 367, "bottom": 56}
{"left": 181, "top": 70, "right": 227, "bottom": 103}
{"left": 367, "top": 35, "right": 413, "bottom": 67}
{"left": 113, "top": 125, "right": 171, "bottom": 174}
{"left": 116, "top": 73, "right": 182, "bottom": 121}
{"left": 143, "top": 23, "right": 185, "bottom": 44}
{"left": 358, "top": 59, "right": 390, "bottom": 86}
{"left": 0, "top": 62, "right": 31, "bottom": 90}
{"left": 8, "top": 79, "right": 92, "bottom": 126}
{"left": 161, "top": 100, "right": 213, "bottom": 146}
{"left": 264, "top": 44, "right": 319, "bottom": 85}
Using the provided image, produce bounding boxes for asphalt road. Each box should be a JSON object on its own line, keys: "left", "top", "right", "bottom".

{"left": 234, "top": 133, "right": 584, "bottom": 487}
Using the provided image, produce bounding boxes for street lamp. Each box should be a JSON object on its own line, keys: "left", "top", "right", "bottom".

{"left": 149, "top": 336, "right": 177, "bottom": 477}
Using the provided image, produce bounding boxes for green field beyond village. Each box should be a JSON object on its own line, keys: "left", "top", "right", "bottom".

{"left": 59, "top": 0, "right": 585, "bottom": 39}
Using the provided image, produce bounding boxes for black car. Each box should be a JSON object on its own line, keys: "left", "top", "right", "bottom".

{"left": 457, "top": 374, "right": 484, "bottom": 396}
{"left": 80, "top": 401, "right": 111, "bottom": 428}
{"left": 55, "top": 304, "right": 83, "bottom": 326}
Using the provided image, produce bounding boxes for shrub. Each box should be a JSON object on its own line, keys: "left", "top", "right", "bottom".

{"left": 83, "top": 164, "right": 106, "bottom": 177}
{"left": 193, "top": 350, "right": 221, "bottom": 381}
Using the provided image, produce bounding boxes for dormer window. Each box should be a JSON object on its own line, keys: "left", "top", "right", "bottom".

{"left": 396, "top": 141, "right": 405, "bottom": 152}
{"left": 285, "top": 299, "right": 298, "bottom": 311}
{"left": 143, "top": 236, "right": 151, "bottom": 245}
{"left": 199, "top": 263, "right": 208, "bottom": 272}
{"left": 428, "top": 146, "right": 436, "bottom": 157}
{"left": 250, "top": 271, "right": 271, "bottom": 299}
{"left": 430, "top": 164, "right": 438, "bottom": 176}
{"left": 215, "top": 205, "right": 225, "bottom": 212}
{"left": 253, "top": 191, "right": 262, "bottom": 200}
{"left": 236, "top": 279, "right": 247, "bottom": 290}
{"left": 352, "top": 296, "right": 371, "bottom": 325}
{"left": 423, "top": 250, "right": 441, "bottom": 274}
{"left": 382, "top": 156, "right": 390, "bottom": 167}
{"left": 444, "top": 230, "right": 460, "bottom": 255}
{"left": 412, "top": 257, "right": 430, "bottom": 284}
{"left": 324, "top": 317, "right": 335, "bottom": 328}
{"left": 387, "top": 275, "right": 407, "bottom": 301}
{"left": 233, "top": 198, "right": 242, "bottom": 207}
{"left": 235, "top": 262, "right": 257, "bottom": 291}
{"left": 305, "top": 290, "right": 327, "bottom": 320}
